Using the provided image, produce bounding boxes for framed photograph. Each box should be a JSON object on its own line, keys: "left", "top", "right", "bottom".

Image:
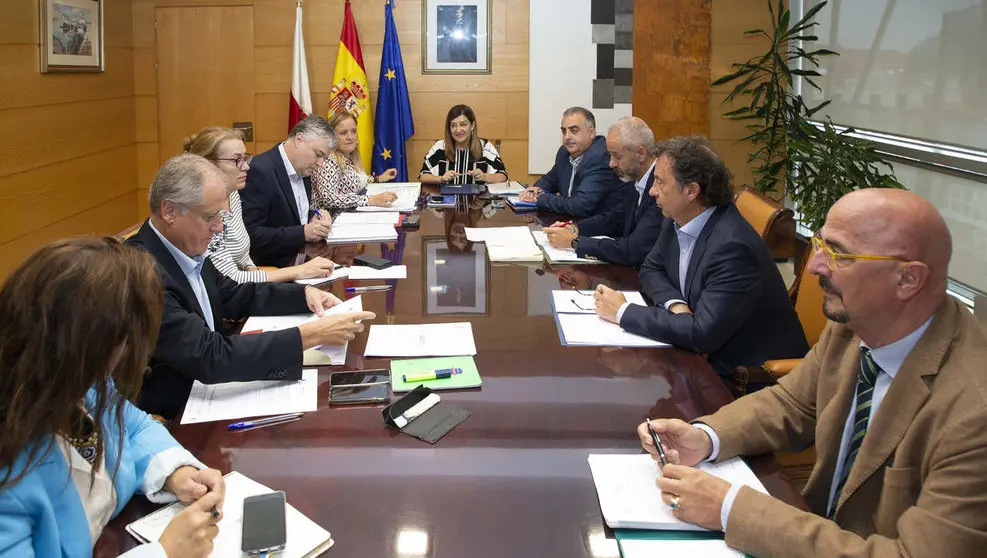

{"left": 424, "top": 236, "right": 489, "bottom": 315}
{"left": 422, "top": 0, "right": 491, "bottom": 74}
{"left": 39, "top": 0, "right": 104, "bottom": 73}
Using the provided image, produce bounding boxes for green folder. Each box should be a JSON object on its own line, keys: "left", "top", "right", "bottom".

{"left": 614, "top": 529, "right": 752, "bottom": 557}
{"left": 390, "top": 357, "right": 482, "bottom": 392}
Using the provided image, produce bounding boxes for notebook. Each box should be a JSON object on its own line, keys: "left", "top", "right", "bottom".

{"left": 587, "top": 454, "right": 768, "bottom": 531}
{"left": 486, "top": 181, "right": 526, "bottom": 196}
{"left": 531, "top": 230, "right": 606, "bottom": 264}
{"left": 616, "top": 532, "right": 746, "bottom": 558}
{"left": 555, "top": 313, "right": 670, "bottom": 347}
{"left": 551, "top": 290, "right": 646, "bottom": 314}
{"left": 390, "top": 356, "right": 482, "bottom": 392}
{"left": 506, "top": 197, "right": 538, "bottom": 211}
{"left": 126, "top": 472, "right": 333, "bottom": 558}
{"left": 427, "top": 194, "right": 457, "bottom": 208}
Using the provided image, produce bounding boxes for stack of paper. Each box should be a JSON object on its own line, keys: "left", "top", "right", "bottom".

{"left": 531, "top": 230, "right": 604, "bottom": 264}
{"left": 293, "top": 266, "right": 351, "bottom": 285}
{"left": 325, "top": 223, "right": 398, "bottom": 245}
{"left": 618, "top": 537, "right": 744, "bottom": 558}
{"left": 587, "top": 454, "right": 768, "bottom": 530}
{"left": 364, "top": 322, "right": 477, "bottom": 357}
{"left": 126, "top": 472, "right": 333, "bottom": 558}
{"left": 358, "top": 182, "right": 421, "bottom": 212}
{"left": 464, "top": 226, "right": 543, "bottom": 262}
{"left": 241, "top": 296, "right": 365, "bottom": 365}
{"left": 333, "top": 211, "right": 400, "bottom": 225}
{"left": 181, "top": 369, "right": 318, "bottom": 424}
{"left": 487, "top": 181, "right": 526, "bottom": 196}
{"left": 551, "top": 290, "right": 646, "bottom": 314}
{"left": 556, "top": 313, "right": 670, "bottom": 347}
{"left": 348, "top": 265, "right": 407, "bottom": 280}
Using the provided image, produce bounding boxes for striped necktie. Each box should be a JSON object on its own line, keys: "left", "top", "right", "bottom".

{"left": 828, "top": 347, "right": 880, "bottom": 518}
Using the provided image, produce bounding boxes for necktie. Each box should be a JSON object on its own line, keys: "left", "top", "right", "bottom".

{"left": 567, "top": 159, "right": 579, "bottom": 196}
{"left": 828, "top": 348, "right": 880, "bottom": 517}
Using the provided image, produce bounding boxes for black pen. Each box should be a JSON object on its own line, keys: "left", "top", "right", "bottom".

{"left": 646, "top": 418, "right": 669, "bottom": 467}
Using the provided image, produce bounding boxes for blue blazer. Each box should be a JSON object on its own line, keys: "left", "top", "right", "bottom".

{"left": 240, "top": 144, "right": 311, "bottom": 268}
{"left": 0, "top": 389, "right": 185, "bottom": 557}
{"left": 533, "top": 136, "right": 625, "bottom": 218}
{"left": 620, "top": 204, "right": 809, "bottom": 376}
{"left": 572, "top": 165, "right": 664, "bottom": 267}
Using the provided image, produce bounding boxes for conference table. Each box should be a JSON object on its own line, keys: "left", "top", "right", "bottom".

{"left": 97, "top": 199, "right": 807, "bottom": 557}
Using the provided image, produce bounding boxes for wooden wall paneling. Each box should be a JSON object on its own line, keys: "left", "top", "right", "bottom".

{"left": 136, "top": 142, "right": 160, "bottom": 189}
{"left": 0, "top": 145, "right": 138, "bottom": 245}
{"left": 0, "top": 46, "right": 135, "bottom": 110}
{"left": 104, "top": 0, "right": 136, "bottom": 49}
{"left": 133, "top": 0, "right": 157, "bottom": 49}
{"left": 0, "top": 192, "right": 139, "bottom": 279}
{"left": 133, "top": 47, "right": 157, "bottom": 97}
{"left": 0, "top": 0, "right": 38, "bottom": 45}
{"left": 254, "top": 93, "right": 289, "bottom": 142}
{"left": 134, "top": 96, "right": 158, "bottom": 143}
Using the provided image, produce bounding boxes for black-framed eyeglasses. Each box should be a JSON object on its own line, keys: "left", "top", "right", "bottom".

{"left": 213, "top": 153, "right": 253, "bottom": 168}
{"left": 570, "top": 297, "right": 595, "bottom": 311}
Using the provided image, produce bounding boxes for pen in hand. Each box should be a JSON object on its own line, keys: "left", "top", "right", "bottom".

{"left": 646, "top": 418, "right": 669, "bottom": 467}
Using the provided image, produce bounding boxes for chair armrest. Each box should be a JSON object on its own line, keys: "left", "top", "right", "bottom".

{"left": 762, "top": 358, "right": 803, "bottom": 377}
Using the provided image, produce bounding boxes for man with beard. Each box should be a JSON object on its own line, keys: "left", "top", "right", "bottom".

{"left": 635, "top": 189, "right": 987, "bottom": 557}
{"left": 542, "top": 117, "right": 664, "bottom": 267}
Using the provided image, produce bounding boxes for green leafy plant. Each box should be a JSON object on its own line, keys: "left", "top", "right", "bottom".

{"left": 712, "top": 0, "right": 904, "bottom": 232}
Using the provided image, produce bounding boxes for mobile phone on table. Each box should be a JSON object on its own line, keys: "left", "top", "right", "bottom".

{"left": 329, "top": 383, "right": 390, "bottom": 405}
{"left": 329, "top": 369, "right": 390, "bottom": 388}
{"left": 353, "top": 253, "right": 393, "bottom": 270}
{"left": 241, "top": 492, "right": 287, "bottom": 555}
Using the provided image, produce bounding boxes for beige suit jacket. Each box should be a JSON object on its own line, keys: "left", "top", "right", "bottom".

{"left": 698, "top": 296, "right": 987, "bottom": 557}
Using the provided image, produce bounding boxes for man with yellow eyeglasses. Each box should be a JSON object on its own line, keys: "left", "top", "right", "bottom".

{"left": 634, "top": 188, "right": 987, "bottom": 558}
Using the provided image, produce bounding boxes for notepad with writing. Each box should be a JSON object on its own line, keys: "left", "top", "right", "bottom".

{"left": 126, "top": 472, "right": 333, "bottom": 558}
{"left": 587, "top": 454, "right": 768, "bottom": 531}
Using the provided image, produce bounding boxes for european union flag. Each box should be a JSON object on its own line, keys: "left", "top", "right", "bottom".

{"left": 372, "top": 0, "right": 415, "bottom": 182}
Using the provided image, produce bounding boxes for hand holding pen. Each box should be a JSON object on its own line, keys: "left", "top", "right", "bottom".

{"left": 637, "top": 418, "right": 716, "bottom": 468}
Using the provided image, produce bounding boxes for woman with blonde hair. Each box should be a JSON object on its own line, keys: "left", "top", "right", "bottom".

{"left": 311, "top": 111, "right": 399, "bottom": 218}
{"left": 419, "top": 104, "right": 508, "bottom": 186}
{"left": 184, "top": 126, "right": 336, "bottom": 283}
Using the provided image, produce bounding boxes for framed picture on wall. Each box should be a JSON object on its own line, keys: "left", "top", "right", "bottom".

{"left": 422, "top": 0, "right": 491, "bottom": 74}
{"left": 423, "top": 237, "right": 489, "bottom": 315}
{"left": 39, "top": 0, "right": 104, "bottom": 72}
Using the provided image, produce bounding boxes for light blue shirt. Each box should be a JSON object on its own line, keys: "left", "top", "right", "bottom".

{"left": 634, "top": 159, "right": 657, "bottom": 205}
{"left": 149, "top": 221, "right": 216, "bottom": 331}
{"left": 278, "top": 142, "right": 310, "bottom": 225}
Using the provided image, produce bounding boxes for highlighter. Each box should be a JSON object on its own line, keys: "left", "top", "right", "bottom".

{"left": 402, "top": 368, "right": 461, "bottom": 383}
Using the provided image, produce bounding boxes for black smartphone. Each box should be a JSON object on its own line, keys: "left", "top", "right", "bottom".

{"left": 241, "top": 492, "right": 287, "bottom": 555}
{"left": 353, "top": 254, "right": 393, "bottom": 270}
{"left": 329, "top": 369, "right": 390, "bottom": 388}
{"left": 429, "top": 195, "right": 446, "bottom": 204}
{"left": 329, "top": 383, "right": 390, "bottom": 405}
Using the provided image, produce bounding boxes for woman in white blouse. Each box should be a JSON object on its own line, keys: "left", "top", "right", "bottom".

{"left": 311, "top": 111, "right": 399, "bottom": 219}
{"left": 418, "top": 104, "right": 509, "bottom": 186}
{"left": 183, "top": 127, "right": 336, "bottom": 283}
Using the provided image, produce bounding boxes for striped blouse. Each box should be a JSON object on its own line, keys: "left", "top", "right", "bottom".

{"left": 419, "top": 139, "right": 507, "bottom": 185}
{"left": 310, "top": 154, "right": 372, "bottom": 219}
{"left": 207, "top": 190, "right": 268, "bottom": 283}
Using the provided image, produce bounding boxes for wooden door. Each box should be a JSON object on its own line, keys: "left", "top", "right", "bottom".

{"left": 155, "top": 6, "right": 255, "bottom": 161}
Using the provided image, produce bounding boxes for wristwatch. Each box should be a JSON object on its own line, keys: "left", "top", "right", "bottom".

{"left": 571, "top": 237, "right": 581, "bottom": 251}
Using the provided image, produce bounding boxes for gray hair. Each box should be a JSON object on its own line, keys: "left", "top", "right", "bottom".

{"left": 289, "top": 115, "right": 337, "bottom": 148}
{"left": 609, "top": 116, "right": 655, "bottom": 152}
{"left": 148, "top": 154, "right": 225, "bottom": 216}
{"left": 563, "top": 106, "right": 596, "bottom": 130}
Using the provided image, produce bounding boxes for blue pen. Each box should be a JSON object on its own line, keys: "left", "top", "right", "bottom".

{"left": 227, "top": 413, "right": 303, "bottom": 430}
{"left": 345, "top": 285, "right": 392, "bottom": 293}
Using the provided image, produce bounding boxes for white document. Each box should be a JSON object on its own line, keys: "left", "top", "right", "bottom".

{"left": 180, "top": 370, "right": 318, "bottom": 425}
{"left": 348, "top": 265, "right": 407, "bottom": 280}
{"left": 557, "top": 313, "right": 670, "bottom": 347}
{"left": 532, "top": 230, "right": 601, "bottom": 264}
{"left": 464, "top": 226, "right": 544, "bottom": 262}
{"left": 333, "top": 211, "right": 401, "bottom": 225}
{"left": 487, "top": 181, "right": 526, "bottom": 196}
{"left": 293, "top": 266, "right": 351, "bottom": 285}
{"left": 241, "top": 296, "right": 364, "bottom": 365}
{"left": 588, "top": 454, "right": 768, "bottom": 531}
{"left": 364, "top": 322, "right": 477, "bottom": 357}
{"left": 126, "top": 472, "right": 333, "bottom": 558}
{"left": 325, "top": 223, "right": 398, "bottom": 244}
{"left": 619, "top": 539, "right": 744, "bottom": 558}
{"left": 357, "top": 182, "right": 421, "bottom": 212}
{"left": 552, "top": 290, "right": 646, "bottom": 314}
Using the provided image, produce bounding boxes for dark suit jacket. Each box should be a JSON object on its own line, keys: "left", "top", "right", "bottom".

{"left": 573, "top": 165, "right": 664, "bottom": 267}
{"left": 127, "top": 220, "right": 311, "bottom": 418}
{"left": 533, "top": 135, "right": 625, "bottom": 218}
{"left": 620, "top": 204, "right": 808, "bottom": 376}
{"left": 240, "top": 144, "right": 310, "bottom": 267}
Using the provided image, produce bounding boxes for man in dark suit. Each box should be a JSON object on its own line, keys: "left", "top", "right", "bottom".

{"left": 594, "top": 136, "right": 808, "bottom": 378}
{"left": 542, "top": 116, "right": 664, "bottom": 267}
{"left": 518, "top": 107, "right": 624, "bottom": 218}
{"left": 240, "top": 116, "right": 335, "bottom": 268}
{"left": 128, "top": 154, "right": 375, "bottom": 418}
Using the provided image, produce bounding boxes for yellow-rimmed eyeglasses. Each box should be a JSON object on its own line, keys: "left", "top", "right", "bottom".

{"left": 810, "top": 234, "right": 908, "bottom": 271}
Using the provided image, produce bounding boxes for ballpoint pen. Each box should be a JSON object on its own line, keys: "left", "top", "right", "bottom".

{"left": 227, "top": 413, "right": 303, "bottom": 430}
{"left": 550, "top": 220, "right": 573, "bottom": 228}
{"left": 345, "top": 285, "right": 392, "bottom": 293}
{"left": 235, "top": 416, "right": 302, "bottom": 432}
{"left": 646, "top": 418, "right": 669, "bottom": 467}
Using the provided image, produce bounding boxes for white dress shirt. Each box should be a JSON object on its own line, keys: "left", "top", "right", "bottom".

{"left": 278, "top": 142, "right": 310, "bottom": 225}
{"left": 699, "top": 315, "right": 935, "bottom": 531}
{"left": 634, "top": 159, "right": 657, "bottom": 206}
{"left": 149, "top": 221, "right": 215, "bottom": 331}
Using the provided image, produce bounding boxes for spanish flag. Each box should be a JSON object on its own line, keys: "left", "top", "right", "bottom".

{"left": 329, "top": 0, "right": 373, "bottom": 172}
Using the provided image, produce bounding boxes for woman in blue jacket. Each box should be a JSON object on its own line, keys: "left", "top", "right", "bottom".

{"left": 0, "top": 237, "right": 225, "bottom": 557}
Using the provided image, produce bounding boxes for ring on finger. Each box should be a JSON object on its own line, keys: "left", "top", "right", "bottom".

{"left": 670, "top": 495, "right": 681, "bottom": 511}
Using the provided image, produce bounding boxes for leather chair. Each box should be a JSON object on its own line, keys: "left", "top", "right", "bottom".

{"left": 734, "top": 187, "right": 796, "bottom": 260}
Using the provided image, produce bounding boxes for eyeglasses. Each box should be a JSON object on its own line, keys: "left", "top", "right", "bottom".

{"left": 810, "top": 234, "right": 908, "bottom": 271}
{"left": 213, "top": 153, "right": 253, "bottom": 168}
{"left": 570, "top": 297, "right": 595, "bottom": 311}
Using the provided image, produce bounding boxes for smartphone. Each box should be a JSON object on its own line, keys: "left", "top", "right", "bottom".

{"left": 428, "top": 195, "right": 446, "bottom": 204}
{"left": 329, "top": 369, "right": 390, "bottom": 388}
{"left": 353, "top": 254, "right": 393, "bottom": 270}
{"left": 329, "top": 383, "right": 390, "bottom": 405}
{"left": 241, "top": 492, "right": 287, "bottom": 555}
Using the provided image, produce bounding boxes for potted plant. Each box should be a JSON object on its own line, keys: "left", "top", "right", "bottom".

{"left": 713, "top": 0, "right": 905, "bottom": 266}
